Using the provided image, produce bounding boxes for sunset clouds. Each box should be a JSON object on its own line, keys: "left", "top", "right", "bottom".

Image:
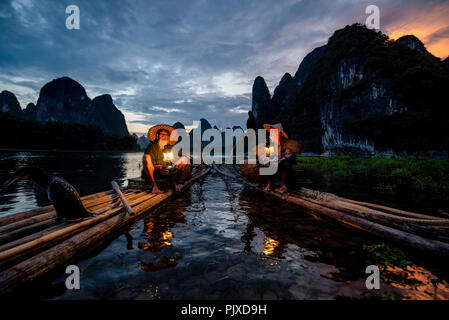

{"left": 0, "top": 0, "right": 447, "bottom": 134}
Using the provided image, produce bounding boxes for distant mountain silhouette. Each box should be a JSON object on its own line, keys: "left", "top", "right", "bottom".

{"left": 91, "top": 94, "right": 129, "bottom": 136}
{"left": 0, "top": 90, "right": 22, "bottom": 118}
{"left": 1, "top": 77, "right": 129, "bottom": 137}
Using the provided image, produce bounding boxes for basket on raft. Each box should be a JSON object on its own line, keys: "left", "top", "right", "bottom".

{"left": 129, "top": 164, "right": 193, "bottom": 190}
{"left": 239, "top": 162, "right": 264, "bottom": 182}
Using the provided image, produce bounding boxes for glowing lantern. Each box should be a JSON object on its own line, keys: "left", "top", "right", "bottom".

{"left": 265, "top": 146, "right": 275, "bottom": 157}
{"left": 162, "top": 151, "right": 176, "bottom": 172}
{"left": 163, "top": 151, "right": 174, "bottom": 163}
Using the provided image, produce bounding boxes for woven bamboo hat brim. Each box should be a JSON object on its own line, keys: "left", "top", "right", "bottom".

{"left": 281, "top": 139, "right": 303, "bottom": 154}
{"left": 147, "top": 124, "right": 177, "bottom": 145}
{"left": 263, "top": 123, "right": 288, "bottom": 140}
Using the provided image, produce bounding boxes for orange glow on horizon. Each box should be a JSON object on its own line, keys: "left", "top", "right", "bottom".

{"left": 385, "top": 4, "right": 449, "bottom": 59}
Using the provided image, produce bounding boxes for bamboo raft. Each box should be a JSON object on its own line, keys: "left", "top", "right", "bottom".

{"left": 213, "top": 164, "right": 449, "bottom": 257}
{"left": 0, "top": 165, "right": 210, "bottom": 296}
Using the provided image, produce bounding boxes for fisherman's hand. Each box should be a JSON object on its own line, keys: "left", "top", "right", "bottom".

{"left": 259, "top": 156, "right": 269, "bottom": 166}
{"left": 152, "top": 185, "right": 162, "bottom": 194}
{"left": 160, "top": 167, "right": 170, "bottom": 175}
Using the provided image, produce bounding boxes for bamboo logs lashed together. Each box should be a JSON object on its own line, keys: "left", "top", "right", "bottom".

{"left": 0, "top": 166, "right": 210, "bottom": 295}
{"left": 0, "top": 190, "right": 146, "bottom": 252}
{"left": 0, "top": 190, "right": 116, "bottom": 227}
{"left": 0, "top": 190, "right": 144, "bottom": 247}
{"left": 0, "top": 191, "right": 154, "bottom": 262}
{"left": 111, "top": 181, "right": 135, "bottom": 216}
{"left": 213, "top": 164, "right": 449, "bottom": 256}
{"left": 0, "top": 190, "right": 151, "bottom": 272}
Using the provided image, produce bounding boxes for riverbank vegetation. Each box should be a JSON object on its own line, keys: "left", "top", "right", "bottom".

{"left": 294, "top": 156, "right": 449, "bottom": 212}
{"left": 0, "top": 112, "right": 139, "bottom": 151}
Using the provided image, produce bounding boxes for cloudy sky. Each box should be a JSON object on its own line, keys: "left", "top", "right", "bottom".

{"left": 1, "top": 0, "right": 448, "bottom": 134}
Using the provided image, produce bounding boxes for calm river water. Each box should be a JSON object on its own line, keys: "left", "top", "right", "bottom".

{"left": 1, "top": 151, "right": 448, "bottom": 300}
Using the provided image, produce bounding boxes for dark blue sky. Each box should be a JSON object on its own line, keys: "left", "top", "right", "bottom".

{"left": 1, "top": 0, "right": 448, "bottom": 134}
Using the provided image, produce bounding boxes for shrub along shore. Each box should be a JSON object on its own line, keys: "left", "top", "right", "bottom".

{"left": 294, "top": 156, "right": 449, "bottom": 213}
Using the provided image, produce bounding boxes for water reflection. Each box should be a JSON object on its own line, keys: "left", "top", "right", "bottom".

{"left": 1, "top": 152, "right": 448, "bottom": 300}
{"left": 135, "top": 189, "right": 191, "bottom": 273}
{"left": 262, "top": 237, "right": 284, "bottom": 258}
{"left": 0, "top": 151, "right": 143, "bottom": 216}
{"left": 382, "top": 265, "right": 449, "bottom": 300}
{"left": 237, "top": 187, "right": 371, "bottom": 281}
{"left": 139, "top": 256, "right": 182, "bottom": 273}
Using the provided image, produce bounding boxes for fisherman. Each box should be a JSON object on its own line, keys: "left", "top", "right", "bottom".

{"left": 246, "top": 110, "right": 257, "bottom": 131}
{"left": 258, "top": 123, "right": 301, "bottom": 193}
{"left": 142, "top": 124, "right": 189, "bottom": 194}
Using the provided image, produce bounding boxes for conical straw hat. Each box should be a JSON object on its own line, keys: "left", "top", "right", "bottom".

{"left": 263, "top": 123, "right": 288, "bottom": 139}
{"left": 147, "top": 124, "right": 178, "bottom": 145}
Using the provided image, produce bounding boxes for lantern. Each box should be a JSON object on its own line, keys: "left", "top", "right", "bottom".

{"left": 163, "top": 151, "right": 174, "bottom": 164}
{"left": 162, "top": 151, "right": 176, "bottom": 173}
{"left": 265, "top": 146, "right": 275, "bottom": 157}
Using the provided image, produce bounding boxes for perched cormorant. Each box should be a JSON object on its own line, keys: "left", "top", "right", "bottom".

{"left": 246, "top": 110, "right": 257, "bottom": 131}
{"left": 2, "top": 166, "right": 92, "bottom": 222}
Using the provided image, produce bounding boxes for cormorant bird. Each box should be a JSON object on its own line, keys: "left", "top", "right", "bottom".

{"left": 2, "top": 166, "right": 92, "bottom": 222}
{"left": 246, "top": 110, "right": 257, "bottom": 131}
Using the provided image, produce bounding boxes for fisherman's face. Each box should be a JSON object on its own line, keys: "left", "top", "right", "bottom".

{"left": 158, "top": 130, "right": 170, "bottom": 144}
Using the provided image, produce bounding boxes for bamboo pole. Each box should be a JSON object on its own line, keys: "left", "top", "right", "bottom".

{"left": 1, "top": 182, "right": 188, "bottom": 254}
{"left": 111, "top": 181, "right": 135, "bottom": 216}
{"left": 293, "top": 196, "right": 449, "bottom": 243}
{"left": 0, "top": 190, "right": 117, "bottom": 227}
{"left": 0, "top": 191, "right": 147, "bottom": 249}
{"left": 235, "top": 163, "right": 440, "bottom": 221}
{"left": 234, "top": 164, "right": 446, "bottom": 222}
{"left": 0, "top": 170, "right": 203, "bottom": 271}
{"left": 0, "top": 191, "right": 154, "bottom": 261}
{"left": 289, "top": 190, "right": 449, "bottom": 226}
{"left": 274, "top": 190, "right": 449, "bottom": 255}
{"left": 214, "top": 165, "right": 449, "bottom": 255}
{"left": 0, "top": 219, "right": 58, "bottom": 248}
{"left": 81, "top": 189, "right": 135, "bottom": 208}
{"left": 0, "top": 224, "right": 61, "bottom": 253}
{"left": 0, "top": 212, "right": 56, "bottom": 236}
{"left": 332, "top": 199, "right": 449, "bottom": 225}
{"left": 273, "top": 182, "right": 449, "bottom": 240}
{"left": 0, "top": 189, "right": 141, "bottom": 240}
{"left": 0, "top": 166, "right": 210, "bottom": 295}
{"left": 437, "top": 210, "right": 449, "bottom": 218}
{"left": 0, "top": 191, "right": 167, "bottom": 271}
{"left": 327, "top": 195, "right": 440, "bottom": 220}
{"left": 0, "top": 206, "right": 53, "bottom": 227}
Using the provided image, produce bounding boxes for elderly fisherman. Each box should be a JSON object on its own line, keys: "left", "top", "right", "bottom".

{"left": 142, "top": 124, "right": 189, "bottom": 194}
{"left": 258, "top": 123, "right": 301, "bottom": 193}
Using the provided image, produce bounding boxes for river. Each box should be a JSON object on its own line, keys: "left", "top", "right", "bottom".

{"left": 1, "top": 151, "right": 448, "bottom": 299}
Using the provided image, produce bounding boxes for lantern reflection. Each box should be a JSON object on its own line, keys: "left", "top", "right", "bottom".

{"left": 137, "top": 212, "right": 185, "bottom": 273}
{"left": 138, "top": 218, "right": 175, "bottom": 252}
{"left": 262, "top": 236, "right": 280, "bottom": 256}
